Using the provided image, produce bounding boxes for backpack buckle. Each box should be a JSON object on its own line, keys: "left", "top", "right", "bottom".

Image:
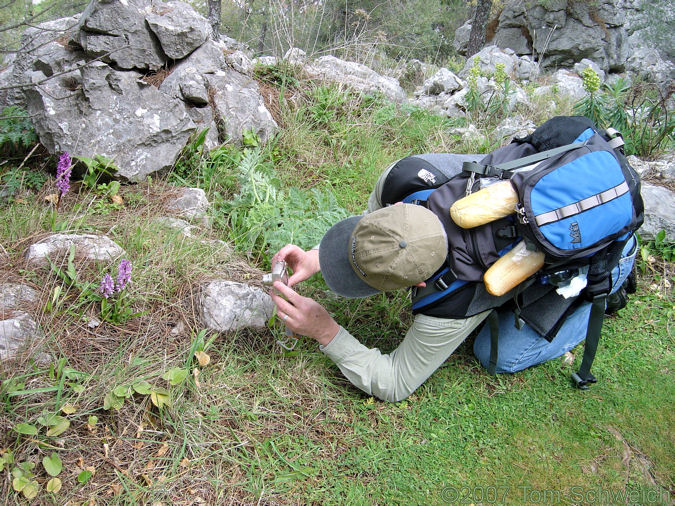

{"left": 571, "top": 371, "right": 597, "bottom": 390}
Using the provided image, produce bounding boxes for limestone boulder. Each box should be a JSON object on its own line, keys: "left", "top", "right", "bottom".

{"left": 166, "top": 187, "right": 210, "bottom": 220}
{"left": 77, "top": 0, "right": 166, "bottom": 71}
{"left": 0, "top": 311, "right": 43, "bottom": 362}
{"left": 639, "top": 183, "right": 675, "bottom": 241}
{"left": 145, "top": 0, "right": 210, "bottom": 60}
{"left": 305, "top": 55, "right": 407, "bottom": 103}
{"left": 200, "top": 281, "right": 274, "bottom": 332}
{"left": 25, "top": 233, "right": 126, "bottom": 265}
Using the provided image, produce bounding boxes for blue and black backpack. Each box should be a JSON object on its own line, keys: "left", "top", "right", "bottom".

{"left": 377, "top": 116, "right": 644, "bottom": 388}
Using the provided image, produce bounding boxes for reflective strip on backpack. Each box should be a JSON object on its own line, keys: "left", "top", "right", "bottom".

{"left": 534, "top": 181, "right": 630, "bottom": 226}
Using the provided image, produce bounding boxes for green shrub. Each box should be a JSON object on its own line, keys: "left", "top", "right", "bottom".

{"left": 221, "top": 148, "right": 349, "bottom": 264}
{"left": 0, "top": 106, "right": 38, "bottom": 154}
{"left": 574, "top": 71, "right": 674, "bottom": 157}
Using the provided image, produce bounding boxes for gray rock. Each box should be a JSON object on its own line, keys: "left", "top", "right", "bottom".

{"left": 452, "top": 20, "right": 471, "bottom": 54}
{"left": 25, "top": 233, "right": 126, "bottom": 265}
{"left": 0, "top": 311, "right": 43, "bottom": 362}
{"left": 460, "top": 46, "right": 518, "bottom": 79}
{"left": 5, "top": 15, "right": 81, "bottom": 108}
{"left": 532, "top": 70, "right": 587, "bottom": 102}
{"left": 417, "top": 68, "right": 462, "bottom": 96}
{"left": 177, "top": 69, "right": 209, "bottom": 105}
{"left": 639, "top": 183, "right": 675, "bottom": 241}
{"left": 160, "top": 40, "right": 278, "bottom": 145}
{"left": 224, "top": 49, "right": 254, "bottom": 75}
{"left": 625, "top": 46, "right": 674, "bottom": 90}
{"left": 22, "top": 57, "right": 196, "bottom": 181}
{"left": 305, "top": 55, "right": 407, "bottom": 103}
{"left": 0, "top": 284, "right": 39, "bottom": 313}
{"left": 627, "top": 155, "right": 651, "bottom": 177}
{"left": 253, "top": 56, "right": 278, "bottom": 67}
{"left": 145, "top": 1, "right": 210, "bottom": 60}
{"left": 283, "top": 47, "right": 307, "bottom": 65}
{"left": 7, "top": 9, "right": 276, "bottom": 180}
{"left": 154, "top": 216, "right": 200, "bottom": 237}
{"left": 166, "top": 187, "right": 209, "bottom": 220}
{"left": 574, "top": 59, "right": 605, "bottom": 82}
{"left": 200, "top": 281, "right": 274, "bottom": 331}
{"left": 449, "top": 124, "right": 486, "bottom": 145}
{"left": 628, "top": 154, "right": 675, "bottom": 186}
{"left": 77, "top": 0, "right": 166, "bottom": 71}
{"left": 515, "top": 55, "right": 540, "bottom": 81}
{"left": 493, "top": 117, "right": 536, "bottom": 142}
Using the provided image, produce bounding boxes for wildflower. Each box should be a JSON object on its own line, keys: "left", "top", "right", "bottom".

{"left": 115, "top": 259, "right": 132, "bottom": 292}
{"left": 581, "top": 67, "right": 600, "bottom": 94}
{"left": 55, "top": 152, "right": 72, "bottom": 197}
{"left": 99, "top": 273, "right": 114, "bottom": 299}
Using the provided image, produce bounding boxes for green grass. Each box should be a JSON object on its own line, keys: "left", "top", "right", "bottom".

{"left": 0, "top": 76, "right": 673, "bottom": 504}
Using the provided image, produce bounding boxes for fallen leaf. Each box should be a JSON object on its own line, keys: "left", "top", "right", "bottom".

{"left": 46, "top": 416, "right": 70, "bottom": 437}
{"left": 195, "top": 351, "right": 210, "bottom": 367}
{"left": 45, "top": 194, "right": 59, "bottom": 205}
{"left": 156, "top": 442, "right": 169, "bottom": 457}
{"left": 109, "top": 483, "right": 123, "bottom": 496}
{"left": 47, "top": 477, "right": 62, "bottom": 493}
{"left": 150, "top": 388, "right": 171, "bottom": 409}
{"left": 193, "top": 368, "right": 200, "bottom": 387}
{"left": 61, "top": 403, "right": 77, "bottom": 415}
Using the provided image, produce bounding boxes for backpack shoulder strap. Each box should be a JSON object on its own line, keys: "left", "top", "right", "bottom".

{"left": 461, "top": 141, "right": 587, "bottom": 178}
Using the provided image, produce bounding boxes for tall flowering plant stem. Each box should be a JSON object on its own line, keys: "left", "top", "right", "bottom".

{"left": 98, "top": 259, "right": 145, "bottom": 324}
{"left": 55, "top": 152, "right": 72, "bottom": 206}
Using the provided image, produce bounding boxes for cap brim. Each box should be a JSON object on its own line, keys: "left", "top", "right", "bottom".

{"left": 319, "top": 215, "right": 380, "bottom": 298}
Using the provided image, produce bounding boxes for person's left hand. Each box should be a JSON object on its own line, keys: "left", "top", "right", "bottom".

{"left": 270, "top": 281, "right": 339, "bottom": 346}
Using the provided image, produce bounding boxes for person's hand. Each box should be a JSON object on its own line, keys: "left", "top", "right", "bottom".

{"left": 272, "top": 244, "right": 320, "bottom": 287}
{"left": 270, "top": 281, "right": 339, "bottom": 346}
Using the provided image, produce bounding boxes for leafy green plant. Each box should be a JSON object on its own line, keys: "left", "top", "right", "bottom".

{"left": 308, "top": 85, "right": 349, "bottom": 127}
{"left": 574, "top": 74, "right": 673, "bottom": 157}
{"left": 465, "top": 57, "right": 483, "bottom": 121}
{"left": 573, "top": 67, "right": 605, "bottom": 127}
{"left": 638, "top": 230, "right": 674, "bottom": 273}
{"left": 0, "top": 106, "right": 38, "bottom": 154}
{"left": 171, "top": 128, "right": 210, "bottom": 183}
{"left": 77, "top": 154, "right": 117, "bottom": 190}
{"left": 223, "top": 148, "right": 349, "bottom": 263}
{"left": 486, "top": 63, "right": 514, "bottom": 119}
{"left": 11, "top": 461, "right": 39, "bottom": 499}
{"left": 254, "top": 61, "right": 301, "bottom": 89}
{"left": 0, "top": 166, "right": 47, "bottom": 200}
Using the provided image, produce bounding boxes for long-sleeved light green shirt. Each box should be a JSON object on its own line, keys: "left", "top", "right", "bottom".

{"left": 319, "top": 312, "right": 489, "bottom": 402}
{"left": 316, "top": 159, "right": 490, "bottom": 402}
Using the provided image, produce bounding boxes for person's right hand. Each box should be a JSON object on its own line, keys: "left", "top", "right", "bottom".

{"left": 272, "top": 244, "right": 321, "bottom": 287}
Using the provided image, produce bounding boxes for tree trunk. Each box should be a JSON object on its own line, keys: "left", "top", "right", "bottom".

{"left": 466, "top": 0, "right": 492, "bottom": 57}
{"left": 208, "top": 0, "right": 222, "bottom": 40}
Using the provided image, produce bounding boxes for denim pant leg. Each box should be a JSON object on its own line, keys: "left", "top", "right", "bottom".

{"left": 473, "top": 236, "right": 638, "bottom": 373}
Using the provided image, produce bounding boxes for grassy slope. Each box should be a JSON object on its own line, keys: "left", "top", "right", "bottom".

{"left": 0, "top": 75, "right": 673, "bottom": 504}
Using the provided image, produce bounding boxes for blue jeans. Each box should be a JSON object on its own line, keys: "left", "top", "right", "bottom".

{"left": 473, "top": 236, "right": 638, "bottom": 373}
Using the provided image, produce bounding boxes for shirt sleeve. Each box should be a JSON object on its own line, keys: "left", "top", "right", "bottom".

{"left": 319, "top": 310, "right": 491, "bottom": 402}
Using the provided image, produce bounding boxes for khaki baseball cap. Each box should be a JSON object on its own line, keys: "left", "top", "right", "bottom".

{"left": 319, "top": 204, "right": 448, "bottom": 298}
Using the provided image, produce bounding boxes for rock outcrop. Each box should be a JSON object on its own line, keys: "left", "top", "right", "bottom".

{"left": 6, "top": 0, "right": 278, "bottom": 182}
